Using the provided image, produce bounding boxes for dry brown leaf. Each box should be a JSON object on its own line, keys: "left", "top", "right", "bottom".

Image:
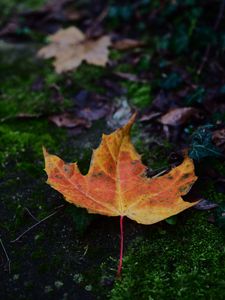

{"left": 113, "top": 38, "right": 144, "bottom": 50}
{"left": 38, "top": 26, "right": 111, "bottom": 73}
{"left": 49, "top": 113, "right": 91, "bottom": 128}
{"left": 159, "top": 107, "right": 199, "bottom": 126}
{"left": 194, "top": 199, "right": 218, "bottom": 210}
{"left": 140, "top": 112, "right": 162, "bottom": 122}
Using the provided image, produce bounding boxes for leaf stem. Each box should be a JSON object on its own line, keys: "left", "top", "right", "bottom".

{"left": 117, "top": 215, "right": 124, "bottom": 277}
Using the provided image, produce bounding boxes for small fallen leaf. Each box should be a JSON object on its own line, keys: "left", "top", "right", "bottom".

{"left": 77, "top": 106, "right": 109, "bottom": 121}
{"left": 38, "top": 26, "right": 111, "bottom": 73}
{"left": 49, "top": 113, "right": 91, "bottom": 128}
{"left": 43, "top": 114, "right": 198, "bottom": 275}
{"left": 140, "top": 112, "right": 162, "bottom": 122}
{"left": 159, "top": 107, "right": 200, "bottom": 126}
{"left": 113, "top": 38, "right": 144, "bottom": 50}
{"left": 194, "top": 199, "right": 218, "bottom": 210}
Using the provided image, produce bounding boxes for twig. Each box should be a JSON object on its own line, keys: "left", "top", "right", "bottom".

{"left": 11, "top": 205, "right": 65, "bottom": 243}
{"left": 0, "top": 113, "right": 43, "bottom": 123}
{"left": 24, "top": 207, "right": 39, "bottom": 222}
{"left": 197, "top": 0, "right": 225, "bottom": 75}
{"left": 82, "top": 245, "right": 89, "bottom": 257}
{"left": 0, "top": 238, "right": 11, "bottom": 273}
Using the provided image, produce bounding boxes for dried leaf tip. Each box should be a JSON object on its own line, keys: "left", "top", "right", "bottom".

{"left": 123, "top": 112, "right": 137, "bottom": 133}
{"left": 42, "top": 146, "right": 48, "bottom": 156}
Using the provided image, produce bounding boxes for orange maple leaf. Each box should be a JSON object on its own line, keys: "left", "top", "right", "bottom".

{"left": 43, "top": 114, "right": 198, "bottom": 275}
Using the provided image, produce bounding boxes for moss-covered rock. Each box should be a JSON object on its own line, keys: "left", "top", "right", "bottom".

{"left": 110, "top": 212, "right": 225, "bottom": 300}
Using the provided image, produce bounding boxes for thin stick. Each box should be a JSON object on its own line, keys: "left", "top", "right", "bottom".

{"left": 117, "top": 215, "right": 124, "bottom": 277}
{"left": 11, "top": 205, "right": 64, "bottom": 243}
{"left": 197, "top": 0, "right": 225, "bottom": 74}
{"left": 0, "top": 238, "right": 11, "bottom": 273}
{"left": 24, "top": 207, "right": 39, "bottom": 222}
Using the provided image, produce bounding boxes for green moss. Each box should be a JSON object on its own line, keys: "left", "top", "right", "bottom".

{"left": 123, "top": 82, "right": 152, "bottom": 108}
{"left": 72, "top": 64, "right": 108, "bottom": 93}
{"left": 110, "top": 49, "right": 124, "bottom": 62}
{"left": 212, "top": 158, "right": 225, "bottom": 176}
{"left": 0, "top": 43, "right": 75, "bottom": 120}
{"left": 0, "top": 120, "right": 65, "bottom": 176}
{"left": 111, "top": 213, "right": 225, "bottom": 300}
{"left": 201, "top": 181, "right": 225, "bottom": 204}
{"left": 132, "top": 121, "right": 218, "bottom": 297}
{"left": 194, "top": 158, "right": 225, "bottom": 205}
{"left": 0, "top": 61, "right": 71, "bottom": 119}
{"left": 1, "top": 0, "right": 47, "bottom": 18}
{"left": 110, "top": 49, "right": 150, "bottom": 74}
{"left": 114, "top": 62, "right": 134, "bottom": 74}
{"left": 2, "top": 0, "right": 46, "bottom": 10}
{"left": 0, "top": 118, "right": 66, "bottom": 232}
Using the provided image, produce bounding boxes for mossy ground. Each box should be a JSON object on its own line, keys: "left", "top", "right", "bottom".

{"left": 0, "top": 37, "right": 115, "bottom": 299}
{"left": 1, "top": 42, "right": 225, "bottom": 300}
{"left": 1, "top": 1, "right": 225, "bottom": 299}
{"left": 111, "top": 212, "right": 225, "bottom": 300}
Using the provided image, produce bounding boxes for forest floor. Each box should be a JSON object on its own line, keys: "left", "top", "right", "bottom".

{"left": 1, "top": 1, "right": 225, "bottom": 299}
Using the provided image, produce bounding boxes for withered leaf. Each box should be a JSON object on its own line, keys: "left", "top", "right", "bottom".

{"left": 38, "top": 26, "right": 111, "bottom": 73}
{"left": 194, "top": 199, "right": 218, "bottom": 211}
{"left": 48, "top": 113, "right": 91, "bottom": 128}
{"left": 159, "top": 107, "right": 200, "bottom": 126}
{"left": 113, "top": 38, "right": 144, "bottom": 50}
{"left": 43, "top": 114, "right": 198, "bottom": 225}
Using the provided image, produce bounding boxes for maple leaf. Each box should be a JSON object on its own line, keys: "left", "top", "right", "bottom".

{"left": 38, "top": 26, "right": 111, "bottom": 73}
{"left": 43, "top": 114, "right": 198, "bottom": 275}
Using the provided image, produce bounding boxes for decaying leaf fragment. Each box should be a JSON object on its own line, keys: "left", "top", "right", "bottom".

{"left": 43, "top": 114, "right": 198, "bottom": 225}
{"left": 159, "top": 107, "right": 200, "bottom": 126}
{"left": 112, "top": 38, "right": 144, "bottom": 50}
{"left": 48, "top": 113, "right": 91, "bottom": 128}
{"left": 38, "top": 26, "right": 111, "bottom": 73}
